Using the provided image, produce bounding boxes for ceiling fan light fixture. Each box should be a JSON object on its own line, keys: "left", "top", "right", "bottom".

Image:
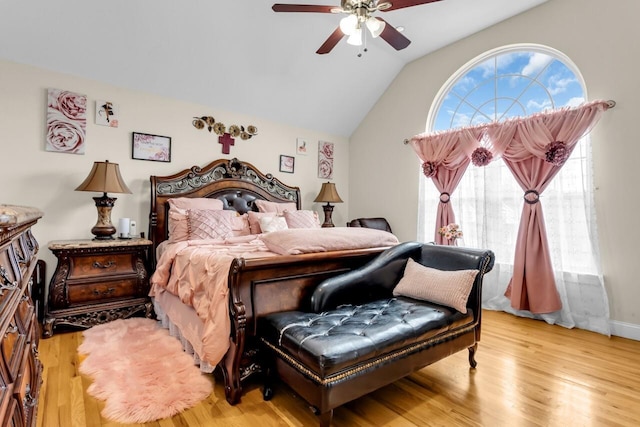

{"left": 339, "top": 14, "right": 358, "bottom": 35}
{"left": 347, "top": 27, "right": 363, "bottom": 46}
{"left": 365, "top": 17, "right": 385, "bottom": 38}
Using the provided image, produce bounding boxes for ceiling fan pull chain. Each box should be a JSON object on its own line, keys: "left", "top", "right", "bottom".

{"left": 358, "top": 29, "right": 368, "bottom": 57}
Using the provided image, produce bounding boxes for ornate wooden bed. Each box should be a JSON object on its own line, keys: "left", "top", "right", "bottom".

{"left": 148, "top": 158, "right": 388, "bottom": 405}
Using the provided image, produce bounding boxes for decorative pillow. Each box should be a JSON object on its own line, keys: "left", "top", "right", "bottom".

{"left": 168, "top": 210, "right": 189, "bottom": 243}
{"left": 230, "top": 213, "right": 252, "bottom": 237}
{"left": 186, "top": 209, "right": 239, "bottom": 240}
{"left": 393, "top": 258, "right": 478, "bottom": 314}
{"left": 247, "top": 211, "right": 276, "bottom": 234}
{"left": 168, "top": 197, "right": 224, "bottom": 213}
{"left": 284, "top": 210, "right": 321, "bottom": 229}
{"left": 255, "top": 200, "right": 297, "bottom": 214}
{"left": 258, "top": 215, "right": 288, "bottom": 233}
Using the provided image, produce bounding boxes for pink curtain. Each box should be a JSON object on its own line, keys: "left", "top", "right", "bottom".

{"left": 486, "top": 100, "right": 610, "bottom": 313}
{"left": 410, "top": 127, "right": 482, "bottom": 244}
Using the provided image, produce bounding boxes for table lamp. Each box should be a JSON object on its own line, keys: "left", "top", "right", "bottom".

{"left": 75, "top": 160, "right": 132, "bottom": 240}
{"left": 313, "top": 182, "right": 343, "bottom": 228}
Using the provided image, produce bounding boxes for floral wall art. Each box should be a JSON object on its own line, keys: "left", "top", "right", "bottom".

{"left": 318, "top": 141, "right": 334, "bottom": 179}
{"left": 46, "top": 88, "right": 87, "bottom": 154}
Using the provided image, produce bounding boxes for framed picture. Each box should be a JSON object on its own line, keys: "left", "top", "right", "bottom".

{"left": 279, "top": 155, "right": 295, "bottom": 173}
{"left": 318, "top": 141, "right": 334, "bottom": 179}
{"left": 95, "top": 100, "right": 119, "bottom": 127}
{"left": 296, "top": 138, "right": 308, "bottom": 155}
{"left": 132, "top": 132, "right": 171, "bottom": 162}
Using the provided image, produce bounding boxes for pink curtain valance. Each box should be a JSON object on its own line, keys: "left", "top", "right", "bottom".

{"left": 410, "top": 100, "right": 612, "bottom": 167}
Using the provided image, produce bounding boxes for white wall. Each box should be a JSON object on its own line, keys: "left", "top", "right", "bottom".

{"left": 350, "top": 0, "right": 640, "bottom": 328}
{"left": 0, "top": 59, "right": 349, "bottom": 282}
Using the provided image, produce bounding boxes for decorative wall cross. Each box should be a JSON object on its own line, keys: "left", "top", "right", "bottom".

{"left": 192, "top": 116, "right": 258, "bottom": 154}
{"left": 218, "top": 132, "right": 235, "bottom": 154}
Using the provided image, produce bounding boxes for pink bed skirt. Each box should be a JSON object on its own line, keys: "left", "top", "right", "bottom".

{"left": 152, "top": 289, "right": 217, "bottom": 373}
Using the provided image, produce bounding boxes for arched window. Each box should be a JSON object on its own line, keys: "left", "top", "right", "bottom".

{"left": 419, "top": 44, "right": 610, "bottom": 334}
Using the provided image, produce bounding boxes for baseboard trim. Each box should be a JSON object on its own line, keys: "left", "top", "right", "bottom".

{"left": 610, "top": 320, "right": 640, "bottom": 341}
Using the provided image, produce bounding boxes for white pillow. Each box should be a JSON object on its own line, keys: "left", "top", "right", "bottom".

{"left": 393, "top": 258, "right": 478, "bottom": 313}
{"left": 258, "top": 216, "right": 288, "bottom": 233}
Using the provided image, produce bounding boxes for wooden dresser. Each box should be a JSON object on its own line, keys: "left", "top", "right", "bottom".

{"left": 43, "top": 238, "right": 153, "bottom": 337}
{"left": 0, "top": 204, "right": 43, "bottom": 427}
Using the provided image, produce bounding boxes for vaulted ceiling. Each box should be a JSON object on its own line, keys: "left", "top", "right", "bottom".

{"left": 0, "top": 0, "right": 548, "bottom": 136}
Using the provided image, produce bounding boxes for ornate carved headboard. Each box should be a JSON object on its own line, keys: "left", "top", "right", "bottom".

{"left": 149, "top": 157, "right": 301, "bottom": 266}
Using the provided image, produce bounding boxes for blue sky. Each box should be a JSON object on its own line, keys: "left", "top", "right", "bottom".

{"left": 434, "top": 51, "right": 584, "bottom": 131}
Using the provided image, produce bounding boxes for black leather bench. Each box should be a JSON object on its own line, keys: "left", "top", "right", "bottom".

{"left": 259, "top": 242, "right": 495, "bottom": 426}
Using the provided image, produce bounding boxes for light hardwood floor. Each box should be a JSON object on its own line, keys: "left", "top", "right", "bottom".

{"left": 36, "top": 310, "right": 640, "bottom": 427}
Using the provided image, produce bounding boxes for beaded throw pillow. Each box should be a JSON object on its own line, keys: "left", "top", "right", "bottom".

{"left": 393, "top": 258, "right": 478, "bottom": 314}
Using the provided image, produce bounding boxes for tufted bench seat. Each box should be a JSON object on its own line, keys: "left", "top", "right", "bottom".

{"left": 260, "top": 299, "right": 473, "bottom": 378}
{"left": 259, "top": 242, "right": 495, "bottom": 426}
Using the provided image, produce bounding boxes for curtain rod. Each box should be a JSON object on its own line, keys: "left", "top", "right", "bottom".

{"left": 403, "top": 99, "right": 617, "bottom": 145}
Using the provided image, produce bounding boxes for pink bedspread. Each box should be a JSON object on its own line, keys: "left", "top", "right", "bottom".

{"left": 150, "top": 228, "right": 399, "bottom": 366}
{"left": 150, "top": 235, "right": 276, "bottom": 366}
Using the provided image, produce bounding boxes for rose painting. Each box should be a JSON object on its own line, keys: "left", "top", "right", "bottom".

{"left": 318, "top": 141, "right": 334, "bottom": 179}
{"left": 46, "top": 88, "right": 87, "bottom": 154}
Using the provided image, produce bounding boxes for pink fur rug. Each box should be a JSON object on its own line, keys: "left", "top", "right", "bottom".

{"left": 78, "top": 317, "right": 213, "bottom": 423}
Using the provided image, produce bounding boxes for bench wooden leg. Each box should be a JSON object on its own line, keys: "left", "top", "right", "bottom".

{"left": 318, "top": 409, "right": 333, "bottom": 427}
{"left": 468, "top": 343, "right": 478, "bottom": 368}
{"left": 262, "top": 364, "right": 275, "bottom": 401}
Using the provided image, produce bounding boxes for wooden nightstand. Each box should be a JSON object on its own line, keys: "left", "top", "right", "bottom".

{"left": 43, "top": 238, "right": 154, "bottom": 337}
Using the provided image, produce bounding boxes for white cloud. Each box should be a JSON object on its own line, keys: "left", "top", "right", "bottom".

{"left": 453, "top": 75, "right": 476, "bottom": 93}
{"left": 522, "top": 53, "right": 553, "bottom": 76}
{"left": 527, "top": 99, "right": 553, "bottom": 111}
{"left": 452, "top": 111, "right": 473, "bottom": 128}
{"left": 547, "top": 75, "right": 579, "bottom": 95}
{"left": 478, "top": 52, "right": 524, "bottom": 78}
{"left": 564, "top": 97, "right": 585, "bottom": 107}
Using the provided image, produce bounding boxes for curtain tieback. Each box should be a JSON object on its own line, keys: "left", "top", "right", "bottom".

{"left": 439, "top": 192, "right": 451, "bottom": 203}
{"left": 524, "top": 190, "right": 540, "bottom": 204}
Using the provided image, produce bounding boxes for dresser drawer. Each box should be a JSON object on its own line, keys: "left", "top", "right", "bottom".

{"left": 0, "top": 247, "right": 19, "bottom": 315}
{"left": 15, "top": 295, "right": 34, "bottom": 336}
{"left": 68, "top": 278, "right": 142, "bottom": 305}
{"left": 1, "top": 394, "right": 23, "bottom": 427}
{"left": 68, "top": 252, "right": 137, "bottom": 279}
{"left": 1, "top": 314, "right": 27, "bottom": 383}
{"left": 13, "top": 340, "right": 39, "bottom": 426}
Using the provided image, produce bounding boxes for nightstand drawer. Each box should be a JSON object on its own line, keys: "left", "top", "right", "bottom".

{"left": 68, "top": 253, "right": 136, "bottom": 279}
{"left": 68, "top": 278, "right": 141, "bottom": 305}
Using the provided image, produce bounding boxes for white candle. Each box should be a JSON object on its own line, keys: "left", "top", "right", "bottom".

{"left": 119, "top": 218, "right": 130, "bottom": 237}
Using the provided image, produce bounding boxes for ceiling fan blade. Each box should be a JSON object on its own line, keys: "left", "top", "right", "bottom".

{"left": 378, "top": 19, "right": 411, "bottom": 50}
{"left": 316, "top": 27, "right": 345, "bottom": 54}
{"left": 383, "top": 0, "right": 442, "bottom": 12}
{"left": 272, "top": 4, "right": 337, "bottom": 13}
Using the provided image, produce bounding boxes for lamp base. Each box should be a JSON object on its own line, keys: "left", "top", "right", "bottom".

{"left": 91, "top": 194, "right": 117, "bottom": 240}
{"left": 321, "top": 203, "right": 335, "bottom": 228}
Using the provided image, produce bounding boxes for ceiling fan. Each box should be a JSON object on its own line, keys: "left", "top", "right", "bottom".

{"left": 272, "top": 0, "right": 442, "bottom": 54}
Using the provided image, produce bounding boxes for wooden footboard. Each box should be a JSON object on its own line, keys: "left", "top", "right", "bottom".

{"left": 221, "top": 247, "right": 386, "bottom": 405}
